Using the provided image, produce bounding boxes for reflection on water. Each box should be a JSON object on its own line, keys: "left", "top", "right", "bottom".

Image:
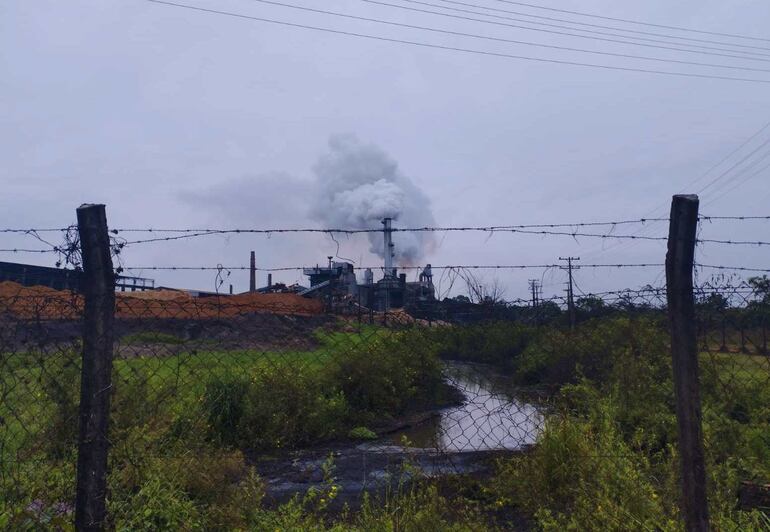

{"left": 390, "top": 362, "right": 543, "bottom": 452}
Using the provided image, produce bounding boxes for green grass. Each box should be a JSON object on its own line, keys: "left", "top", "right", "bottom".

{"left": 0, "top": 326, "right": 368, "bottom": 469}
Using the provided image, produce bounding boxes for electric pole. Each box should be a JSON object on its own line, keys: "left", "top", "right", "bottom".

{"left": 528, "top": 279, "right": 540, "bottom": 308}
{"left": 559, "top": 257, "right": 580, "bottom": 329}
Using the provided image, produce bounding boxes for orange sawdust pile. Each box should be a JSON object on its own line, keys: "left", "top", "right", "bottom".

{"left": 0, "top": 281, "right": 322, "bottom": 319}
{"left": 0, "top": 281, "right": 82, "bottom": 319}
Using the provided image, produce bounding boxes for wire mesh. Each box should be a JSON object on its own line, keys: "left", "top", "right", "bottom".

{"left": 0, "top": 270, "right": 768, "bottom": 528}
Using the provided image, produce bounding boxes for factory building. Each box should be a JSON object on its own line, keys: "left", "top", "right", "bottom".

{"left": 299, "top": 218, "right": 435, "bottom": 311}
{"left": 0, "top": 261, "right": 154, "bottom": 292}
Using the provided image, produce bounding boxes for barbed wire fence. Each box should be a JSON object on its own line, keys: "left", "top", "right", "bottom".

{"left": 0, "top": 198, "right": 768, "bottom": 529}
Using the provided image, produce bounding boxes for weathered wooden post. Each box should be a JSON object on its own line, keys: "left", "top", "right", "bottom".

{"left": 666, "top": 194, "right": 710, "bottom": 531}
{"left": 75, "top": 204, "right": 116, "bottom": 531}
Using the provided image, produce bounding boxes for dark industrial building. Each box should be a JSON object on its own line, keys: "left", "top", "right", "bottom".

{"left": 0, "top": 261, "right": 154, "bottom": 292}
{"left": 299, "top": 218, "right": 435, "bottom": 311}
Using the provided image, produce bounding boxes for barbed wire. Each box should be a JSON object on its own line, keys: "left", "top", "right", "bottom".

{"left": 1, "top": 214, "right": 769, "bottom": 237}
{"left": 118, "top": 263, "right": 770, "bottom": 273}
{"left": 120, "top": 263, "right": 668, "bottom": 272}
{"left": 698, "top": 215, "right": 770, "bottom": 221}
{"left": 113, "top": 229, "right": 770, "bottom": 247}
{"left": 0, "top": 248, "right": 60, "bottom": 254}
{"left": 695, "top": 263, "right": 770, "bottom": 273}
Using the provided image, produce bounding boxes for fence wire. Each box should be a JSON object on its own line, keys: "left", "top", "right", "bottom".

{"left": 1, "top": 276, "right": 769, "bottom": 529}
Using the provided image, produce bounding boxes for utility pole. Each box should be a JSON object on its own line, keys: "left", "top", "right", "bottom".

{"left": 559, "top": 257, "right": 580, "bottom": 329}
{"left": 528, "top": 279, "right": 540, "bottom": 307}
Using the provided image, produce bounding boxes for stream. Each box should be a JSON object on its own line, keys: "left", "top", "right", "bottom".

{"left": 256, "top": 361, "right": 543, "bottom": 507}
{"left": 388, "top": 361, "right": 543, "bottom": 452}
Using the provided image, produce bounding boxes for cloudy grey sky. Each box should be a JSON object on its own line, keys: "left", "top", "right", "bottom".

{"left": 2, "top": 0, "right": 769, "bottom": 300}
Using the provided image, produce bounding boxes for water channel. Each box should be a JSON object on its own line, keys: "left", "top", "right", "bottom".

{"left": 259, "top": 361, "right": 544, "bottom": 507}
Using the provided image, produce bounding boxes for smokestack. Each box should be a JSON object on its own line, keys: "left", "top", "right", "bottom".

{"left": 382, "top": 218, "right": 394, "bottom": 277}
{"left": 250, "top": 251, "right": 256, "bottom": 292}
{"left": 268, "top": 273, "right": 272, "bottom": 287}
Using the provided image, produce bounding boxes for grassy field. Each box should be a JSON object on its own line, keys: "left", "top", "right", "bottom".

{"left": 2, "top": 316, "right": 769, "bottom": 530}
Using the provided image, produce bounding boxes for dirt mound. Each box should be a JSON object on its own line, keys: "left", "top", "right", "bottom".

{"left": 0, "top": 281, "right": 82, "bottom": 319}
{"left": 0, "top": 281, "right": 323, "bottom": 320}
{"left": 118, "top": 289, "right": 191, "bottom": 301}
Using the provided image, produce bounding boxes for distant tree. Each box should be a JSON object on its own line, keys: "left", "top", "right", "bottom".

{"left": 576, "top": 295, "right": 608, "bottom": 319}
{"left": 537, "top": 301, "right": 562, "bottom": 321}
{"left": 697, "top": 293, "right": 729, "bottom": 312}
{"left": 748, "top": 275, "right": 770, "bottom": 303}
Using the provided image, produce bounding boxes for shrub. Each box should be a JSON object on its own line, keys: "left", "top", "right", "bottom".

{"left": 432, "top": 322, "right": 536, "bottom": 367}
{"left": 493, "top": 403, "right": 672, "bottom": 530}
{"left": 202, "top": 329, "right": 447, "bottom": 449}
{"left": 325, "top": 331, "right": 446, "bottom": 421}
{"left": 348, "top": 426, "right": 377, "bottom": 440}
{"left": 203, "top": 366, "right": 349, "bottom": 450}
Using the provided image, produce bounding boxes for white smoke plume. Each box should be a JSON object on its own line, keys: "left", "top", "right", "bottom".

{"left": 311, "top": 134, "right": 436, "bottom": 264}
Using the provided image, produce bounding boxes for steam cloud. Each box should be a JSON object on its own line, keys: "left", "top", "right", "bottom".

{"left": 311, "top": 134, "right": 436, "bottom": 264}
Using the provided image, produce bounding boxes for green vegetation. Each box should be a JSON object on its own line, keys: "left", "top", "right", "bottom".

{"left": 121, "top": 331, "right": 185, "bottom": 345}
{"left": 2, "top": 316, "right": 768, "bottom": 529}
{"left": 439, "top": 316, "right": 770, "bottom": 529}
{"left": 1, "top": 325, "right": 456, "bottom": 529}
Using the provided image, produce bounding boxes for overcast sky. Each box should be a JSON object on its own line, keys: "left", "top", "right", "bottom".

{"left": 2, "top": 0, "right": 769, "bottom": 301}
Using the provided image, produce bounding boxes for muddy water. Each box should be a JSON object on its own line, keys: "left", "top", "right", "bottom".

{"left": 389, "top": 362, "right": 543, "bottom": 452}
{"left": 258, "top": 362, "right": 543, "bottom": 507}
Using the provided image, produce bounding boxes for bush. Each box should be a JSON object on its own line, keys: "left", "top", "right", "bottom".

{"left": 202, "top": 329, "right": 447, "bottom": 450}
{"left": 204, "top": 366, "right": 348, "bottom": 450}
{"left": 493, "top": 403, "right": 672, "bottom": 530}
{"left": 325, "top": 331, "right": 446, "bottom": 421}
{"left": 432, "top": 322, "right": 536, "bottom": 367}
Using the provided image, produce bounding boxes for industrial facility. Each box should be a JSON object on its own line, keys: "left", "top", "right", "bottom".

{"left": 3, "top": 218, "right": 434, "bottom": 313}
{"left": 297, "top": 218, "right": 435, "bottom": 311}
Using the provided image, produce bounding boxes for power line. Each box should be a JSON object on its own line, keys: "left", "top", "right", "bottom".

{"left": 362, "top": 0, "right": 770, "bottom": 62}
{"left": 698, "top": 136, "right": 770, "bottom": 196}
{"left": 485, "top": 0, "right": 770, "bottom": 44}
{"left": 677, "top": 120, "right": 770, "bottom": 197}
{"left": 702, "top": 159, "right": 770, "bottom": 207}
{"left": 241, "top": 0, "right": 770, "bottom": 73}
{"left": 580, "top": 119, "right": 770, "bottom": 260}
{"left": 430, "top": 0, "right": 770, "bottom": 52}
{"left": 145, "top": 0, "right": 770, "bottom": 84}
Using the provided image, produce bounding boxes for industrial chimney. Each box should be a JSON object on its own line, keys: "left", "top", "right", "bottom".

{"left": 250, "top": 251, "right": 256, "bottom": 292}
{"left": 382, "top": 218, "right": 395, "bottom": 278}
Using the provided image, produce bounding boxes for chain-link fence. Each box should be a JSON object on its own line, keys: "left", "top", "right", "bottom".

{"left": 1, "top": 200, "right": 769, "bottom": 530}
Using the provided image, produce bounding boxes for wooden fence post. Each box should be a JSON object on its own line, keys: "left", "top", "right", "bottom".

{"left": 666, "top": 194, "right": 710, "bottom": 531}
{"left": 75, "top": 204, "right": 116, "bottom": 531}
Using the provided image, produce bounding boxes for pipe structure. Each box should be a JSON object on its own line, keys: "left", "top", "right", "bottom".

{"left": 382, "top": 218, "right": 395, "bottom": 277}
